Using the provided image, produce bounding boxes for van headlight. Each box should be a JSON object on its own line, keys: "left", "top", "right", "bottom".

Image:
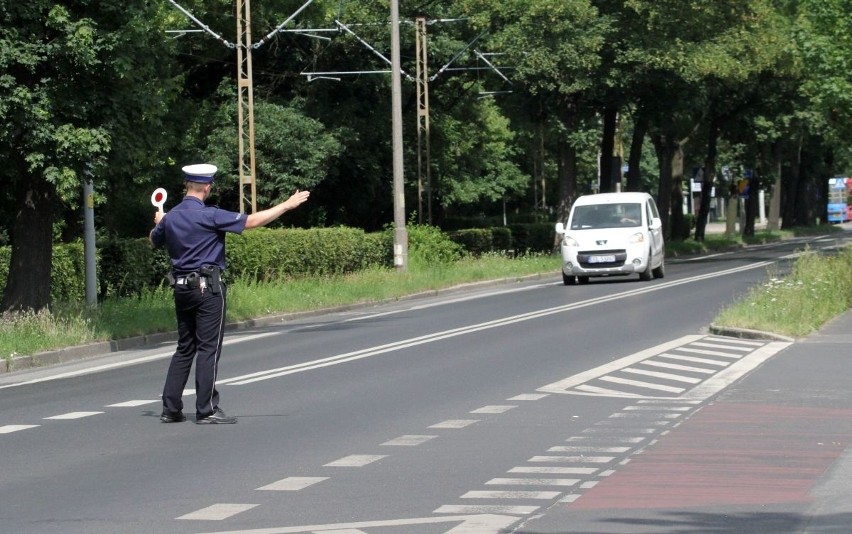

{"left": 562, "top": 235, "right": 579, "bottom": 247}
{"left": 628, "top": 232, "right": 645, "bottom": 244}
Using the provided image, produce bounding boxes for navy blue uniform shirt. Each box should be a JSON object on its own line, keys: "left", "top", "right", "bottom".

{"left": 150, "top": 196, "right": 247, "bottom": 274}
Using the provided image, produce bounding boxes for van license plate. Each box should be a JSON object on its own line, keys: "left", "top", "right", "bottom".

{"left": 589, "top": 255, "right": 616, "bottom": 263}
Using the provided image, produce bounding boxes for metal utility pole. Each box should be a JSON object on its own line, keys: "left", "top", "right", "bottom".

{"left": 415, "top": 16, "right": 432, "bottom": 224}
{"left": 83, "top": 179, "right": 97, "bottom": 306}
{"left": 391, "top": 0, "right": 408, "bottom": 271}
{"left": 236, "top": 0, "right": 257, "bottom": 214}
{"left": 168, "top": 0, "right": 316, "bottom": 215}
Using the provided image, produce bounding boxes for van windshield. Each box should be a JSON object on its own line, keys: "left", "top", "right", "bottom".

{"left": 570, "top": 203, "right": 642, "bottom": 230}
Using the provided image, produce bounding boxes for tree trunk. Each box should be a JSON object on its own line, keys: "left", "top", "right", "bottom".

{"left": 743, "top": 169, "right": 760, "bottom": 237}
{"left": 599, "top": 106, "right": 617, "bottom": 193}
{"left": 625, "top": 114, "right": 648, "bottom": 192}
{"left": 669, "top": 144, "right": 688, "bottom": 240}
{"left": 1, "top": 178, "right": 56, "bottom": 312}
{"left": 651, "top": 131, "right": 689, "bottom": 240}
{"left": 766, "top": 142, "right": 782, "bottom": 231}
{"left": 555, "top": 135, "right": 579, "bottom": 224}
{"left": 695, "top": 118, "right": 719, "bottom": 241}
{"left": 554, "top": 99, "right": 580, "bottom": 225}
{"left": 782, "top": 134, "right": 803, "bottom": 229}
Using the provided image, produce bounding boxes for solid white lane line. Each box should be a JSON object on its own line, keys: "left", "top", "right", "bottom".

{"left": 381, "top": 435, "right": 437, "bottom": 446}
{"left": 44, "top": 411, "right": 103, "bottom": 420}
{"left": 470, "top": 405, "right": 516, "bottom": 414}
{"left": 486, "top": 478, "right": 580, "bottom": 486}
{"left": 621, "top": 367, "right": 703, "bottom": 384}
{"left": 224, "top": 260, "right": 777, "bottom": 386}
{"left": 323, "top": 455, "right": 386, "bottom": 467}
{"left": 0, "top": 424, "right": 40, "bottom": 434}
{"left": 256, "top": 477, "right": 328, "bottom": 491}
{"left": 429, "top": 419, "right": 479, "bottom": 429}
{"left": 0, "top": 332, "right": 277, "bottom": 390}
{"left": 177, "top": 503, "right": 258, "bottom": 521}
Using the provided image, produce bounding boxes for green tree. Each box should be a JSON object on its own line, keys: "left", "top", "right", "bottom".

{"left": 0, "top": 1, "right": 182, "bottom": 311}
{"left": 202, "top": 92, "right": 343, "bottom": 221}
{"left": 460, "top": 0, "right": 610, "bottom": 223}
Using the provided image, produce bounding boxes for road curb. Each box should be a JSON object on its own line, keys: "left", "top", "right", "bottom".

{"left": 709, "top": 323, "right": 796, "bottom": 342}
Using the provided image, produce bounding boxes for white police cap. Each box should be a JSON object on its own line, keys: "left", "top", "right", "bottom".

{"left": 182, "top": 163, "right": 218, "bottom": 183}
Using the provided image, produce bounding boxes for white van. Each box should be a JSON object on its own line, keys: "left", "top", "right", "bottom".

{"left": 554, "top": 192, "right": 665, "bottom": 285}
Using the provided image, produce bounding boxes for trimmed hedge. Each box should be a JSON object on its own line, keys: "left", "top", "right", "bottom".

{"left": 226, "top": 227, "right": 391, "bottom": 280}
{"left": 448, "top": 223, "right": 553, "bottom": 256}
{"left": 0, "top": 227, "right": 393, "bottom": 303}
{"left": 0, "top": 223, "right": 549, "bottom": 304}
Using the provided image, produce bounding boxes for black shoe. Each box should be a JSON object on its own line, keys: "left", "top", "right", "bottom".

{"left": 160, "top": 410, "right": 186, "bottom": 423}
{"left": 195, "top": 408, "right": 237, "bottom": 424}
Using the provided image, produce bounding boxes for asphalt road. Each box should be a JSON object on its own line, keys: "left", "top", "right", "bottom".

{"left": 1, "top": 230, "right": 849, "bottom": 534}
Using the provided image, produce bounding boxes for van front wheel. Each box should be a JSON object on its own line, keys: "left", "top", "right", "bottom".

{"left": 639, "top": 253, "right": 653, "bottom": 281}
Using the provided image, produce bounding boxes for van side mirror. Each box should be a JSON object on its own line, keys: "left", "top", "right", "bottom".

{"left": 650, "top": 217, "right": 662, "bottom": 229}
{"left": 555, "top": 222, "right": 565, "bottom": 235}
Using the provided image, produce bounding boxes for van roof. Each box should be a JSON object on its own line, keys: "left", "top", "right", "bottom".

{"left": 573, "top": 192, "right": 652, "bottom": 206}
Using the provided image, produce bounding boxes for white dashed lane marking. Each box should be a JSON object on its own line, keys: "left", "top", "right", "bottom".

{"left": 509, "top": 467, "right": 599, "bottom": 475}
{"left": 381, "top": 435, "right": 438, "bottom": 446}
{"left": 429, "top": 419, "right": 479, "bottom": 429}
{"left": 486, "top": 478, "right": 580, "bottom": 487}
{"left": 177, "top": 503, "right": 258, "bottom": 521}
{"left": 105, "top": 400, "right": 159, "bottom": 407}
{"left": 470, "top": 405, "right": 516, "bottom": 414}
{"left": 43, "top": 411, "right": 103, "bottom": 420}
{"left": 434, "top": 504, "right": 540, "bottom": 515}
{"left": 256, "top": 477, "right": 328, "bottom": 491}
{"left": 461, "top": 490, "right": 561, "bottom": 500}
{"left": 509, "top": 393, "right": 549, "bottom": 401}
{"left": 324, "top": 455, "right": 387, "bottom": 467}
{"left": 0, "top": 425, "right": 40, "bottom": 434}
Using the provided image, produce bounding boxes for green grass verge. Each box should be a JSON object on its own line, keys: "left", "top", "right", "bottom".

{"left": 714, "top": 246, "right": 852, "bottom": 337}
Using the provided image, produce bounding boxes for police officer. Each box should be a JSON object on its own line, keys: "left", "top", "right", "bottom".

{"left": 149, "top": 163, "right": 310, "bottom": 424}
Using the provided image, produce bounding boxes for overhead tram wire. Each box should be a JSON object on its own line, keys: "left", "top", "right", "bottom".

{"left": 166, "top": 0, "right": 319, "bottom": 214}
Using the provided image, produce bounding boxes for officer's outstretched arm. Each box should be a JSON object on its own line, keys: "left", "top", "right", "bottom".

{"left": 245, "top": 190, "right": 310, "bottom": 229}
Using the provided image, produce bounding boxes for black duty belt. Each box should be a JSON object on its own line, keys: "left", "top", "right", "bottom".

{"left": 170, "top": 266, "right": 222, "bottom": 294}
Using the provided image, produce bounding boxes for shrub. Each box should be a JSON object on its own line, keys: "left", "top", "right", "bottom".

{"left": 404, "top": 224, "right": 464, "bottom": 267}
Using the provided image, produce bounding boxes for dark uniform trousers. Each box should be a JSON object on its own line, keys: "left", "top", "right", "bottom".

{"left": 162, "top": 280, "right": 227, "bottom": 418}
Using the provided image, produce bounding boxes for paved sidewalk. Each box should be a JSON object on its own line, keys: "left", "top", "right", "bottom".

{"left": 518, "top": 309, "right": 852, "bottom": 533}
